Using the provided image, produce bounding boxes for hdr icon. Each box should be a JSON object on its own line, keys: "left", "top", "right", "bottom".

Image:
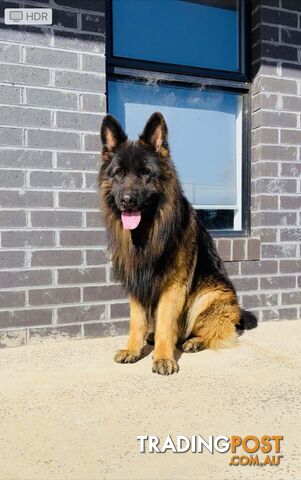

{"left": 5, "top": 8, "right": 52, "bottom": 25}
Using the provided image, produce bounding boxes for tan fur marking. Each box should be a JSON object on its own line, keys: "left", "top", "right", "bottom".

{"left": 150, "top": 125, "right": 163, "bottom": 152}
{"left": 114, "top": 296, "right": 147, "bottom": 364}
{"left": 186, "top": 288, "right": 240, "bottom": 350}
{"left": 159, "top": 147, "right": 169, "bottom": 157}
{"left": 114, "top": 297, "right": 148, "bottom": 363}
{"left": 153, "top": 283, "right": 186, "bottom": 361}
{"left": 185, "top": 289, "right": 233, "bottom": 339}
{"left": 105, "top": 128, "right": 117, "bottom": 150}
{"left": 124, "top": 296, "right": 148, "bottom": 354}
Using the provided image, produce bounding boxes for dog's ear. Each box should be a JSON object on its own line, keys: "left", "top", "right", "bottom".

{"left": 101, "top": 115, "right": 127, "bottom": 157}
{"left": 140, "top": 112, "right": 169, "bottom": 155}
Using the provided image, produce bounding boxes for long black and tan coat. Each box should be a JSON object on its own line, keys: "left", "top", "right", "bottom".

{"left": 98, "top": 112, "right": 257, "bottom": 375}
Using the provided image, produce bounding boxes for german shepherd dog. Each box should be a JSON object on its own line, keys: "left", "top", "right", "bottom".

{"left": 99, "top": 112, "right": 257, "bottom": 375}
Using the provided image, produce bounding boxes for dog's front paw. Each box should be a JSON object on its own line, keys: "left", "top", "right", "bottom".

{"left": 152, "top": 358, "right": 179, "bottom": 375}
{"left": 114, "top": 349, "right": 141, "bottom": 364}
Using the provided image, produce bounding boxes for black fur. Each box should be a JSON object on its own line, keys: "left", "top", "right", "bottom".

{"left": 237, "top": 309, "right": 258, "bottom": 331}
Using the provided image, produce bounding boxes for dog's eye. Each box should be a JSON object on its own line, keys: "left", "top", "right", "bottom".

{"left": 114, "top": 169, "right": 124, "bottom": 178}
{"left": 138, "top": 168, "right": 151, "bottom": 178}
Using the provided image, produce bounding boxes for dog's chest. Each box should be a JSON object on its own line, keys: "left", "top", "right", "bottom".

{"left": 114, "top": 248, "right": 166, "bottom": 308}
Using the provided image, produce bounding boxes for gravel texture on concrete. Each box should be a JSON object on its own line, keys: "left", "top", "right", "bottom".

{"left": 0, "top": 320, "right": 300, "bottom": 480}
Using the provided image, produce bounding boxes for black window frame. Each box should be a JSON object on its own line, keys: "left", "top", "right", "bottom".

{"left": 105, "top": 0, "right": 250, "bottom": 237}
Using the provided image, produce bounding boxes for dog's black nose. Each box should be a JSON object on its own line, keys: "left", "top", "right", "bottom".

{"left": 121, "top": 193, "right": 137, "bottom": 209}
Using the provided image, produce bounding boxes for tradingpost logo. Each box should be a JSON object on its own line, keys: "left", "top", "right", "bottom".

{"left": 137, "top": 435, "right": 284, "bottom": 466}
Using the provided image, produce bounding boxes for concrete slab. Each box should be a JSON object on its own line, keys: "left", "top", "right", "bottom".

{"left": 0, "top": 320, "right": 300, "bottom": 480}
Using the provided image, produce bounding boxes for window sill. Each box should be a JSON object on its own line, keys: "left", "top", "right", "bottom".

{"left": 214, "top": 237, "right": 260, "bottom": 262}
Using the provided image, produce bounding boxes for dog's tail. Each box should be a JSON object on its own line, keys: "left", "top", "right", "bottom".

{"left": 237, "top": 308, "right": 258, "bottom": 332}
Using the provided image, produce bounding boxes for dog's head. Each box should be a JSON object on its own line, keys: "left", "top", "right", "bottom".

{"left": 99, "top": 112, "right": 172, "bottom": 230}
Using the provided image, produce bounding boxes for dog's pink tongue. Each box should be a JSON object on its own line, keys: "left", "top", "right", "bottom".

{"left": 121, "top": 211, "right": 141, "bottom": 230}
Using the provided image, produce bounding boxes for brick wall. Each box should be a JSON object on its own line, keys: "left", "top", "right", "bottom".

{"left": 0, "top": 0, "right": 129, "bottom": 348}
{"left": 247, "top": 0, "right": 301, "bottom": 320}
{"left": 0, "top": 0, "right": 300, "bottom": 348}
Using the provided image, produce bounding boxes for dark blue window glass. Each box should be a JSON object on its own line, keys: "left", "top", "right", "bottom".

{"left": 112, "top": 0, "right": 239, "bottom": 72}
{"left": 108, "top": 79, "right": 242, "bottom": 209}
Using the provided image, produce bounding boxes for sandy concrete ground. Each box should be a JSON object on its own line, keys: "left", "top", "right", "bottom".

{"left": 0, "top": 320, "right": 300, "bottom": 480}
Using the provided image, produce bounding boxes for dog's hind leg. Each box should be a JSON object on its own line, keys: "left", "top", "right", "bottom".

{"left": 182, "top": 288, "right": 240, "bottom": 352}
{"left": 114, "top": 296, "right": 147, "bottom": 364}
{"left": 146, "top": 313, "right": 155, "bottom": 345}
{"left": 146, "top": 331, "right": 155, "bottom": 345}
{"left": 181, "top": 336, "right": 205, "bottom": 353}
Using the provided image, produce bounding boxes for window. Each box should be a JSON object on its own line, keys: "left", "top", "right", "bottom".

{"left": 106, "top": 0, "right": 249, "bottom": 233}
